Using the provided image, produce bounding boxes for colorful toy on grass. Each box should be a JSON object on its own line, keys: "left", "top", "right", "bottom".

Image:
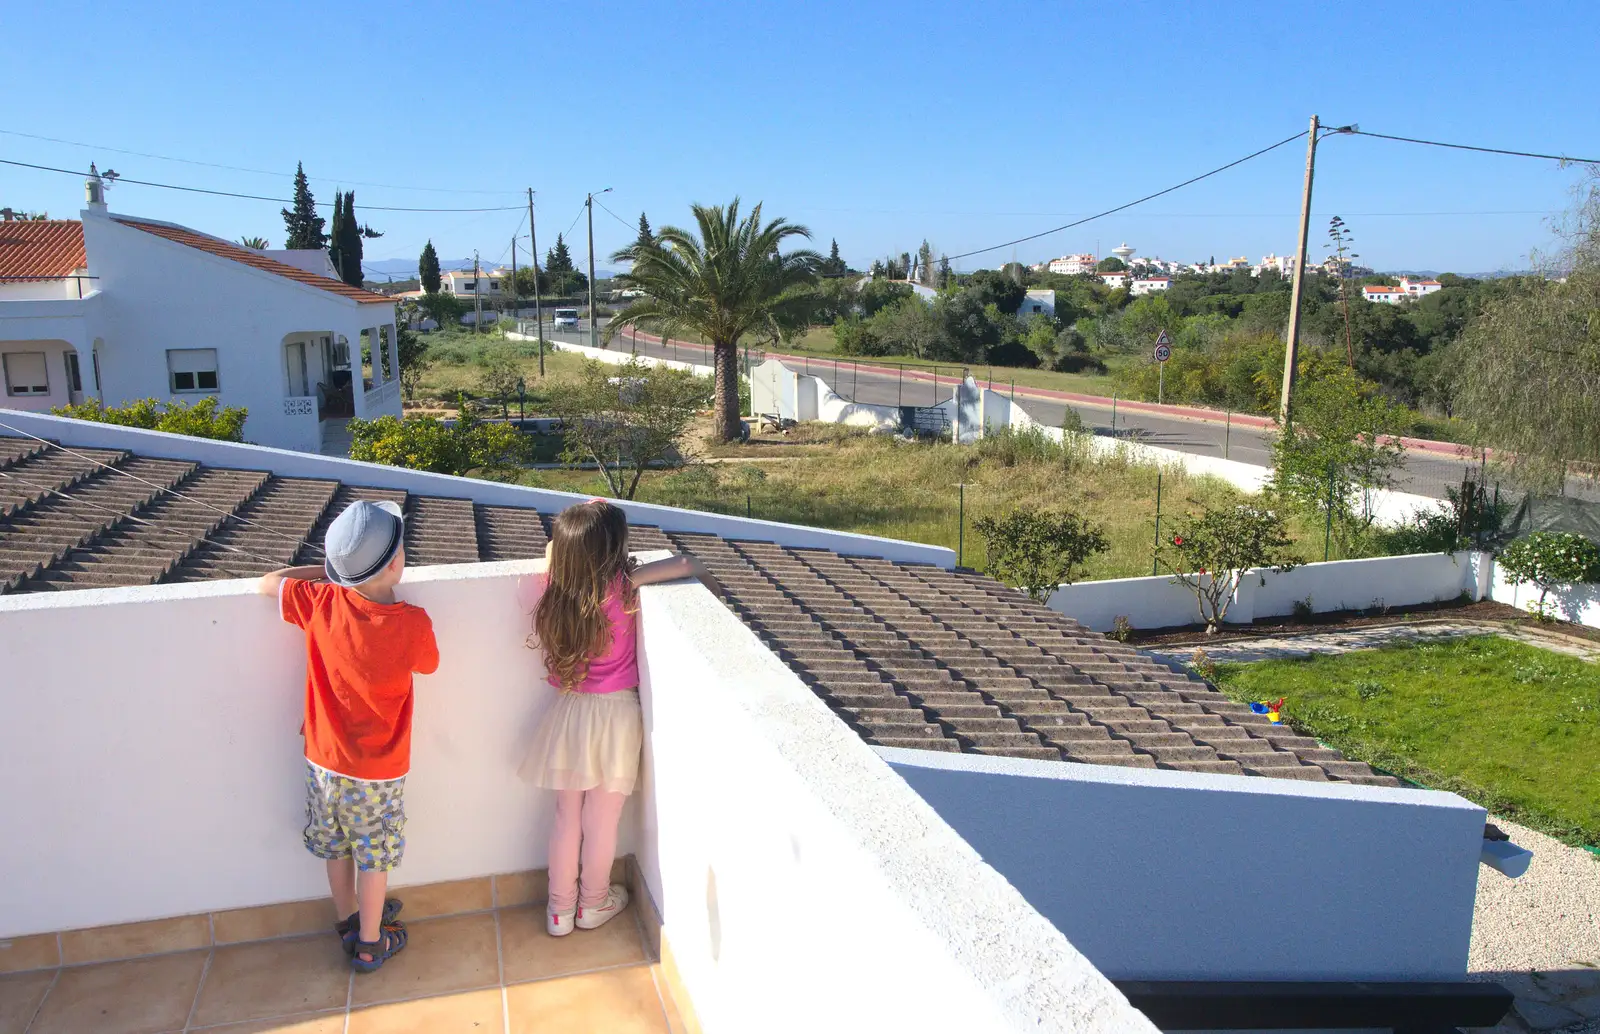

{"left": 1249, "top": 697, "right": 1286, "bottom": 724}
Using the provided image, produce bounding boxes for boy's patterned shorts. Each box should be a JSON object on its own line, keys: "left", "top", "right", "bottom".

{"left": 302, "top": 762, "right": 407, "bottom": 872}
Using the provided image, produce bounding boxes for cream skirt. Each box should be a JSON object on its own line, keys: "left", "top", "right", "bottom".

{"left": 518, "top": 689, "right": 643, "bottom": 795}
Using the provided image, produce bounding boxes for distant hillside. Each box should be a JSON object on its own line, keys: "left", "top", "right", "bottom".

{"left": 1380, "top": 269, "right": 1535, "bottom": 280}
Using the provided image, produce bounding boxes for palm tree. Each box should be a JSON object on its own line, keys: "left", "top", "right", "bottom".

{"left": 239, "top": 236, "right": 269, "bottom": 250}
{"left": 607, "top": 199, "right": 819, "bottom": 441}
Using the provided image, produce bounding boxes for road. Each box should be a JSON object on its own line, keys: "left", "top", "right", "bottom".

{"left": 522, "top": 318, "right": 1594, "bottom": 504}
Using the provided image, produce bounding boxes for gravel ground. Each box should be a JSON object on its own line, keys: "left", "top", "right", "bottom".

{"left": 1472, "top": 816, "right": 1600, "bottom": 972}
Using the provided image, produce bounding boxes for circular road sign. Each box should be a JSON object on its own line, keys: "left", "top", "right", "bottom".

{"left": 1154, "top": 342, "right": 1172, "bottom": 363}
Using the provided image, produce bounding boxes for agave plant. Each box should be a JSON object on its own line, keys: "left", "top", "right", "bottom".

{"left": 607, "top": 199, "right": 819, "bottom": 441}
{"left": 239, "top": 236, "right": 269, "bottom": 250}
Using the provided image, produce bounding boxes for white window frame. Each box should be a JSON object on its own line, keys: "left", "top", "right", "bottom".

{"left": 167, "top": 348, "right": 220, "bottom": 394}
{"left": 3, "top": 351, "right": 50, "bottom": 396}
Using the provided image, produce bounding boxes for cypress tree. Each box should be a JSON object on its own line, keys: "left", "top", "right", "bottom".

{"left": 281, "top": 162, "right": 326, "bottom": 249}
{"left": 419, "top": 241, "right": 441, "bottom": 293}
{"left": 546, "top": 233, "right": 574, "bottom": 273}
{"left": 636, "top": 212, "right": 652, "bottom": 251}
{"left": 342, "top": 191, "right": 365, "bottom": 287}
{"left": 826, "top": 238, "right": 844, "bottom": 275}
{"left": 327, "top": 192, "right": 345, "bottom": 276}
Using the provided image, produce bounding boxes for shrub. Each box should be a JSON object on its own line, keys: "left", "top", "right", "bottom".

{"left": 974, "top": 425, "right": 1060, "bottom": 468}
{"left": 548, "top": 358, "right": 713, "bottom": 499}
{"left": 347, "top": 406, "right": 530, "bottom": 477}
{"left": 1109, "top": 615, "right": 1134, "bottom": 643}
{"left": 1157, "top": 503, "right": 1303, "bottom": 633}
{"left": 1498, "top": 532, "right": 1600, "bottom": 620}
{"left": 832, "top": 315, "right": 886, "bottom": 356}
{"left": 52, "top": 396, "right": 247, "bottom": 442}
{"left": 973, "top": 506, "right": 1110, "bottom": 601}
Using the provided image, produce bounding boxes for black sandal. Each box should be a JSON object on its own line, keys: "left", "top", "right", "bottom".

{"left": 349, "top": 920, "right": 408, "bottom": 973}
{"left": 337, "top": 898, "right": 403, "bottom": 955}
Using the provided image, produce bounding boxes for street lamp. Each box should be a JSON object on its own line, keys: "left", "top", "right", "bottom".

{"left": 516, "top": 377, "right": 526, "bottom": 426}
{"left": 586, "top": 188, "right": 613, "bottom": 349}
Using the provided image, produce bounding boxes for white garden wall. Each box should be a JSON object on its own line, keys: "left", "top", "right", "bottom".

{"left": 883, "top": 747, "right": 1485, "bottom": 981}
{"left": 505, "top": 331, "right": 714, "bottom": 377}
{"left": 634, "top": 577, "right": 1153, "bottom": 1034}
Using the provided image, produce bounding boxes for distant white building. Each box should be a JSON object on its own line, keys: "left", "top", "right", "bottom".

{"left": 1362, "top": 277, "right": 1443, "bottom": 305}
{"left": 1254, "top": 253, "right": 1297, "bottom": 278}
{"left": 1129, "top": 277, "right": 1172, "bottom": 296}
{"left": 1098, "top": 271, "right": 1130, "bottom": 290}
{"left": 440, "top": 268, "right": 504, "bottom": 301}
{"left": 1016, "top": 289, "right": 1055, "bottom": 318}
{"left": 1362, "top": 284, "right": 1407, "bottom": 304}
{"left": 1046, "top": 253, "right": 1098, "bottom": 275}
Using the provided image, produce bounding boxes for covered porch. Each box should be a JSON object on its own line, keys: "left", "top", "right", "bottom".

{"left": 278, "top": 313, "right": 400, "bottom": 456}
{"left": 0, "top": 295, "right": 101, "bottom": 414}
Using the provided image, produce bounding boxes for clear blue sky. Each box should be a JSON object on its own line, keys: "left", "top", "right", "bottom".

{"left": 4, "top": 1, "right": 1596, "bottom": 276}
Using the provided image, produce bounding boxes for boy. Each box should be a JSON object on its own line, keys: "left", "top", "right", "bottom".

{"left": 258, "top": 499, "right": 439, "bottom": 973}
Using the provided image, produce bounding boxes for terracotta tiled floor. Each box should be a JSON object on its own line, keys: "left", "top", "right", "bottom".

{"left": 0, "top": 902, "right": 686, "bottom": 1033}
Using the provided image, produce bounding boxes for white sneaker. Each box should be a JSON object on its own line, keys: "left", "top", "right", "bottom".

{"left": 575, "top": 884, "right": 630, "bottom": 930}
{"left": 547, "top": 906, "right": 576, "bottom": 937}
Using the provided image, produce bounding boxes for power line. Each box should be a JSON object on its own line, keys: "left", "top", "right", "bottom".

{"left": 945, "top": 130, "right": 1311, "bottom": 262}
{"left": 593, "top": 197, "right": 637, "bottom": 233}
{"left": 0, "top": 128, "right": 520, "bottom": 195}
{"left": 1346, "top": 129, "right": 1600, "bottom": 166}
{"left": 0, "top": 157, "right": 522, "bottom": 212}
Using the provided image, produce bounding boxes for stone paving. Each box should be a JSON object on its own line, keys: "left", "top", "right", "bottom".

{"left": 1148, "top": 621, "right": 1600, "bottom": 1032}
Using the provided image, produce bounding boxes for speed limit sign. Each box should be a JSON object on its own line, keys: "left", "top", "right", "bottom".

{"left": 1153, "top": 329, "right": 1172, "bottom": 363}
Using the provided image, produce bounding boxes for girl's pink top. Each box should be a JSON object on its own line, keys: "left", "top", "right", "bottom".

{"left": 516, "top": 574, "right": 639, "bottom": 694}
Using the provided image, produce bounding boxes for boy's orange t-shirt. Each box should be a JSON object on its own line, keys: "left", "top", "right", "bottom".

{"left": 281, "top": 579, "right": 440, "bottom": 781}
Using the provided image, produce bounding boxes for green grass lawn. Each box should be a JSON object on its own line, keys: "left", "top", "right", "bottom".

{"left": 1212, "top": 636, "right": 1600, "bottom": 847}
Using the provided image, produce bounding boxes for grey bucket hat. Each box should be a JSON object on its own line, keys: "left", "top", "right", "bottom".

{"left": 323, "top": 500, "right": 405, "bottom": 587}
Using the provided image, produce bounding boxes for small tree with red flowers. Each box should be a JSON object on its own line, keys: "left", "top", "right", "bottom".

{"left": 1157, "top": 503, "right": 1302, "bottom": 633}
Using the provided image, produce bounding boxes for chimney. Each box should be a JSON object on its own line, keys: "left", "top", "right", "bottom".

{"left": 85, "top": 163, "right": 108, "bottom": 214}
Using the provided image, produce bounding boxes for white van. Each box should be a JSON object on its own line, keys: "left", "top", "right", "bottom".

{"left": 553, "top": 308, "right": 579, "bottom": 330}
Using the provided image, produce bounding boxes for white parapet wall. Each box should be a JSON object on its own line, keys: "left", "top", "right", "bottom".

{"left": 635, "top": 576, "right": 1156, "bottom": 1034}
{"left": 0, "top": 560, "right": 617, "bottom": 936}
{"left": 1047, "top": 551, "right": 1483, "bottom": 633}
{"left": 750, "top": 357, "right": 902, "bottom": 431}
{"left": 0, "top": 409, "right": 954, "bottom": 568}
{"left": 882, "top": 747, "right": 1485, "bottom": 982}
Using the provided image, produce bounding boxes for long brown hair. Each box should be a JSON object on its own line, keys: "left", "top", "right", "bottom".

{"left": 531, "top": 500, "right": 637, "bottom": 689}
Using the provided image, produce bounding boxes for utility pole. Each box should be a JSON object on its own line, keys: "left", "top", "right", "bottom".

{"left": 509, "top": 236, "right": 517, "bottom": 326}
{"left": 1279, "top": 113, "right": 1321, "bottom": 426}
{"left": 473, "top": 252, "right": 483, "bottom": 334}
{"left": 529, "top": 188, "right": 544, "bottom": 377}
{"left": 586, "top": 188, "right": 611, "bottom": 349}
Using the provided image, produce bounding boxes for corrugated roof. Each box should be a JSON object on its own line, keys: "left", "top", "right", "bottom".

{"left": 0, "top": 221, "right": 87, "bottom": 280}
{"left": 115, "top": 219, "right": 394, "bottom": 304}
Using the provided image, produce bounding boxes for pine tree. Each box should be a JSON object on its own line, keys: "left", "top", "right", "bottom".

{"left": 636, "top": 212, "right": 653, "bottom": 251}
{"left": 936, "top": 254, "right": 951, "bottom": 289}
{"left": 917, "top": 240, "right": 934, "bottom": 285}
{"left": 419, "top": 240, "right": 441, "bottom": 293}
{"left": 281, "top": 162, "right": 326, "bottom": 250}
{"left": 327, "top": 192, "right": 345, "bottom": 277}
{"left": 826, "top": 238, "right": 845, "bottom": 275}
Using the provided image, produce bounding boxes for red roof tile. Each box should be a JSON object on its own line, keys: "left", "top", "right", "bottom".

{"left": 0, "top": 221, "right": 87, "bottom": 280}
{"left": 115, "top": 219, "right": 393, "bottom": 304}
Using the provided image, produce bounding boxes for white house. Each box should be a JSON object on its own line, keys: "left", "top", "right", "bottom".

{"left": 1401, "top": 275, "right": 1443, "bottom": 298}
{"left": 1254, "top": 253, "right": 1297, "bottom": 278}
{"left": 1016, "top": 288, "right": 1055, "bottom": 318}
{"left": 1129, "top": 277, "right": 1171, "bottom": 296}
{"left": 1097, "top": 271, "right": 1130, "bottom": 290}
{"left": 1362, "top": 283, "right": 1407, "bottom": 304}
{"left": 1046, "top": 253, "right": 1097, "bottom": 275}
{"left": 0, "top": 173, "right": 401, "bottom": 455}
{"left": 440, "top": 268, "right": 504, "bottom": 301}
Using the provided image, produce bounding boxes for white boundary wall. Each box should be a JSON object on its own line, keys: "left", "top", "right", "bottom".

{"left": 750, "top": 357, "right": 901, "bottom": 431}
{"left": 0, "top": 410, "right": 954, "bottom": 567}
{"left": 882, "top": 747, "right": 1484, "bottom": 981}
{"left": 1047, "top": 549, "right": 1600, "bottom": 633}
{"left": 635, "top": 577, "right": 1154, "bottom": 1034}
{"left": 505, "top": 331, "right": 713, "bottom": 376}
{"left": 0, "top": 560, "right": 609, "bottom": 935}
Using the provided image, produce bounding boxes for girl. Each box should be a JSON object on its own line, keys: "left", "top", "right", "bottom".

{"left": 517, "top": 499, "right": 716, "bottom": 936}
